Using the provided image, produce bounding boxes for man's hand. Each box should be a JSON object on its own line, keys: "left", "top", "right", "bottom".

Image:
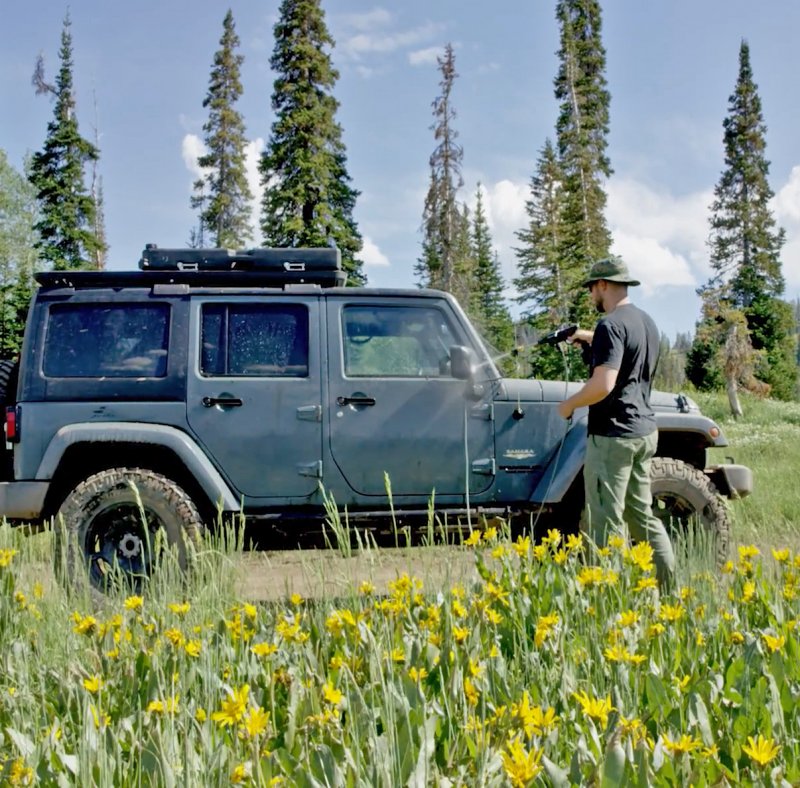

{"left": 558, "top": 400, "right": 574, "bottom": 420}
{"left": 566, "top": 328, "right": 594, "bottom": 346}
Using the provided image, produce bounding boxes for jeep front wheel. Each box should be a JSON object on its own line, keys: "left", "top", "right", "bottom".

{"left": 54, "top": 468, "right": 204, "bottom": 593}
{"left": 650, "top": 457, "right": 730, "bottom": 568}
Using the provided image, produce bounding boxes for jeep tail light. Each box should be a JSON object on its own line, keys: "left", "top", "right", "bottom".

{"left": 5, "top": 406, "right": 18, "bottom": 443}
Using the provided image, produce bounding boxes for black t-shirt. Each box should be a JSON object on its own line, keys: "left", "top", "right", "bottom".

{"left": 587, "top": 304, "right": 660, "bottom": 438}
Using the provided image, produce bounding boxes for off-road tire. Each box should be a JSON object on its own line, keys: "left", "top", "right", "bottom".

{"left": 54, "top": 467, "right": 204, "bottom": 594}
{"left": 0, "top": 359, "right": 19, "bottom": 481}
{"left": 650, "top": 456, "right": 731, "bottom": 568}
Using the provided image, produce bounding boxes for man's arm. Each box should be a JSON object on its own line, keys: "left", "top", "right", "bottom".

{"left": 557, "top": 365, "right": 618, "bottom": 420}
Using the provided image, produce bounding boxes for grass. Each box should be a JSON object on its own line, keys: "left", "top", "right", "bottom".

{"left": 0, "top": 390, "right": 798, "bottom": 785}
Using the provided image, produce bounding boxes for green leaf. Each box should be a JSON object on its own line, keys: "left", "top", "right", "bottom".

{"left": 600, "top": 740, "right": 626, "bottom": 788}
{"left": 687, "top": 692, "right": 713, "bottom": 743}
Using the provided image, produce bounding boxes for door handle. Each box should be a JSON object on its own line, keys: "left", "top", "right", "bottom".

{"left": 202, "top": 396, "right": 244, "bottom": 408}
{"left": 336, "top": 396, "right": 376, "bottom": 407}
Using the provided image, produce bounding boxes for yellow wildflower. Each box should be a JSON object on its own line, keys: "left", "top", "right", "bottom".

{"left": 659, "top": 603, "right": 685, "bottom": 623}
{"left": 289, "top": 593, "right": 303, "bottom": 607}
{"left": 164, "top": 628, "right": 185, "bottom": 648}
{"left": 721, "top": 560, "right": 734, "bottom": 574}
{"left": 72, "top": 613, "right": 98, "bottom": 636}
{"left": 741, "top": 581, "right": 756, "bottom": 603}
{"left": 553, "top": 548, "right": 568, "bottom": 565}
{"left": 577, "top": 566, "right": 604, "bottom": 588}
{"left": 184, "top": 640, "right": 202, "bottom": 658}
{"left": 627, "top": 541, "right": 654, "bottom": 573}
{"left": 501, "top": 736, "right": 543, "bottom": 787}
{"left": 409, "top": 666, "right": 428, "bottom": 683}
{"left": 566, "top": 533, "right": 583, "bottom": 552}
{"left": 251, "top": 642, "right": 278, "bottom": 658}
{"left": 483, "top": 526, "right": 498, "bottom": 542}
{"left": 543, "top": 528, "right": 561, "bottom": 547}
{"left": 738, "top": 544, "right": 760, "bottom": 561}
{"left": 358, "top": 580, "right": 375, "bottom": 595}
{"left": 511, "top": 692, "right": 558, "bottom": 738}
{"left": 573, "top": 690, "right": 613, "bottom": 728}
{"left": 464, "top": 530, "right": 482, "bottom": 547}
{"left": 634, "top": 576, "right": 658, "bottom": 593}
{"left": 513, "top": 534, "right": 531, "bottom": 556}
{"left": 762, "top": 633, "right": 785, "bottom": 653}
{"left": 730, "top": 631, "right": 745, "bottom": 645}
{"left": 464, "top": 677, "right": 479, "bottom": 707}
{"left": 532, "top": 543, "right": 548, "bottom": 561}
{"left": 212, "top": 685, "right": 250, "bottom": 727}
{"left": 534, "top": 613, "right": 559, "bottom": 647}
{"left": 168, "top": 602, "right": 190, "bottom": 616}
{"left": 648, "top": 622, "right": 666, "bottom": 638}
{"left": 772, "top": 548, "right": 791, "bottom": 563}
{"left": 322, "top": 682, "right": 344, "bottom": 707}
{"left": 0, "top": 548, "right": 18, "bottom": 568}
{"left": 742, "top": 734, "right": 780, "bottom": 767}
{"left": 195, "top": 707, "right": 207, "bottom": 722}
{"left": 663, "top": 733, "right": 703, "bottom": 755}
{"left": 241, "top": 706, "right": 270, "bottom": 739}
{"left": 230, "top": 763, "right": 250, "bottom": 784}
{"left": 618, "top": 609, "right": 640, "bottom": 628}
{"left": 147, "top": 695, "right": 179, "bottom": 715}
{"left": 123, "top": 595, "right": 143, "bottom": 611}
{"left": 8, "top": 757, "right": 34, "bottom": 785}
{"left": 83, "top": 675, "right": 103, "bottom": 694}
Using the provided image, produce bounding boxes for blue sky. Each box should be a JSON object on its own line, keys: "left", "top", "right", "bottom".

{"left": 4, "top": 1, "right": 800, "bottom": 341}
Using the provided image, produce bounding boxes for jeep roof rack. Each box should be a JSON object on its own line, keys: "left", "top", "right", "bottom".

{"left": 34, "top": 244, "right": 348, "bottom": 290}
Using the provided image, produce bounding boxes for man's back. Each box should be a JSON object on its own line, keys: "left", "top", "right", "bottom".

{"left": 588, "top": 304, "right": 659, "bottom": 438}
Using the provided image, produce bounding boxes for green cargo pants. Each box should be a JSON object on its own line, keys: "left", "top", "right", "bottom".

{"left": 583, "top": 431, "right": 675, "bottom": 588}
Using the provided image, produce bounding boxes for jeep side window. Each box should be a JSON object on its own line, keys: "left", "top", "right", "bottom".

{"left": 201, "top": 303, "right": 309, "bottom": 377}
{"left": 342, "top": 305, "right": 458, "bottom": 378}
{"left": 43, "top": 303, "right": 170, "bottom": 378}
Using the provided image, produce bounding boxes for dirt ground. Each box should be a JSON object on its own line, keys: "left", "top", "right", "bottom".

{"left": 236, "top": 544, "right": 479, "bottom": 601}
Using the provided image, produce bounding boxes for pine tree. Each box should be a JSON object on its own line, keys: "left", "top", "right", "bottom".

{"left": 260, "top": 0, "right": 363, "bottom": 283}
{"left": 28, "top": 14, "right": 104, "bottom": 271}
{"left": 470, "top": 185, "right": 513, "bottom": 353}
{"left": 192, "top": 10, "right": 253, "bottom": 249}
{"left": 689, "top": 40, "right": 796, "bottom": 400}
{"left": 0, "top": 152, "right": 39, "bottom": 354}
{"left": 514, "top": 139, "right": 574, "bottom": 378}
{"left": 417, "top": 44, "right": 472, "bottom": 306}
{"left": 553, "top": 0, "right": 612, "bottom": 336}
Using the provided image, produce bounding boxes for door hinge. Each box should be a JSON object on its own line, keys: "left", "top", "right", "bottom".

{"left": 296, "top": 404, "right": 322, "bottom": 422}
{"left": 471, "top": 458, "right": 496, "bottom": 476}
{"left": 297, "top": 460, "right": 323, "bottom": 479}
{"left": 470, "top": 403, "right": 493, "bottom": 421}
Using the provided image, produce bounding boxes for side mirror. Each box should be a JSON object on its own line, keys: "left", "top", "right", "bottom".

{"left": 450, "top": 345, "right": 476, "bottom": 380}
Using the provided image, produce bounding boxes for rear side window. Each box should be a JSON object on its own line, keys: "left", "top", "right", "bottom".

{"left": 44, "top": 303, "right": 170, "bottom": 378}
{"left": 201, "top": 303, "right": 309, "bottom": 377}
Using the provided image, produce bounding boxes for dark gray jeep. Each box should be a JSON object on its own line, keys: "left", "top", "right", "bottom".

{"left": 0, "top": 246, "right": 752, "bottom": 590}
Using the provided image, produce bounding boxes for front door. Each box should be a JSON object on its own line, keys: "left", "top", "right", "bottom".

{"left": 326, "top": 298, "right": 495, "bottom": 499}
{"left": 186, "top": 297, "right": 323, "bottom": 499}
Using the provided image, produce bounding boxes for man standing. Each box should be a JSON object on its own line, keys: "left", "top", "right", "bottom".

{"left": 557, "top": 256, "right": 675, "bottom": 587}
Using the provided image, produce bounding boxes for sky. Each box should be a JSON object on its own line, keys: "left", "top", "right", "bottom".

{"left": 4, "top": 1, "right": 800, "bottom": 341}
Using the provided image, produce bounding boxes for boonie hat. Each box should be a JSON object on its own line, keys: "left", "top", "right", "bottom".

{"left": 582, "top": 255, "right": 640, "bottom": 287}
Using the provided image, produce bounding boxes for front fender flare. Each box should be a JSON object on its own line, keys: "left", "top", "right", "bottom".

{"left": 530, "top": 417, "right": 587, "bottom": 504}
{"left": 36, "top": 422, "right": 240, "bottom": 511}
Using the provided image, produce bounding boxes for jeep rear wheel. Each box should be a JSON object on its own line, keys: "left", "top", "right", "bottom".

{"left": 650, "top": 457, "right": 731, "bottom": 568}
{"left": 54, "top": 468, "right": 204, "bottom": 593}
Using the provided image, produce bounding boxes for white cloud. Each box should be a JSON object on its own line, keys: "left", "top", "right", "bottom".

{"left": 361, "top": 236, "right": 390, "bottom": 266}
{"left": 408, "top": 46, "right": 443, "bottom": 67}
{"left": 341, "top": 8, "right": 392, "bottom": 32}
{"left": 181, "top": 134, "right": 207, "bottom": 181}
{"left": 773, "top": 165, "right": 800, "bottom": 289}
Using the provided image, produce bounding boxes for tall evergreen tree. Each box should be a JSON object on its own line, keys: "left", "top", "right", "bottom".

{"left": 192, "top": 10, "right": 253, "bottom": 249}
{"left": 514, "top": 139, "right": 573, "bottom": 378}
{"left": 0, "top": 152, "right": 39, "bottom": 354}
{"left": 553, "top": 0, "right": 612, "bottom": 335}
{"left": 688, "top": 40, "right": 796, "bottom": 400}
{"left": 470, "top": 185, "right": 513, "bottom": 352}
{"left": 260, "top": 0, "right": 363, "bottom": 283}
{"left": 28, "top": 14, "right": 104, "bottom": 271}
{"left": 417, "top": 44, "right": 472, "bottom": 306}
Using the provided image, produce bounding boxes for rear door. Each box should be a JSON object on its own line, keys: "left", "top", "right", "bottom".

{"left": 186, "top": 295, "right": 323, "bottom": 499}
{"left": 326, "top": 297, "right": 495, "bottom": 498}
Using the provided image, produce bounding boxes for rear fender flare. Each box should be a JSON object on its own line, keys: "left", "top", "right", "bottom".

{"left": 36, "top": 422, "right": 240, "bottom": 511}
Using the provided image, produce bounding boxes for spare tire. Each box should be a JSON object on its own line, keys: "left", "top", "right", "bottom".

{"left": 650, "top": 456, "right": 731, "bottom": 569}
{"left": 0, "top": 359, "right": 19, "bottom": 481}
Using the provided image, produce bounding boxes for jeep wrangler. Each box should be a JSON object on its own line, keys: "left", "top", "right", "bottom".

{"left": 0, "top": 246, "right": 752, "bottom": 591}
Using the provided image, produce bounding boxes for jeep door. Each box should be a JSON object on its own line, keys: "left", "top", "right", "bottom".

{"left": 186, "top": 297, "right": 322, "bottom": 499}
{"left": 326, "top": 297, "right": 495, "bottom": 499}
